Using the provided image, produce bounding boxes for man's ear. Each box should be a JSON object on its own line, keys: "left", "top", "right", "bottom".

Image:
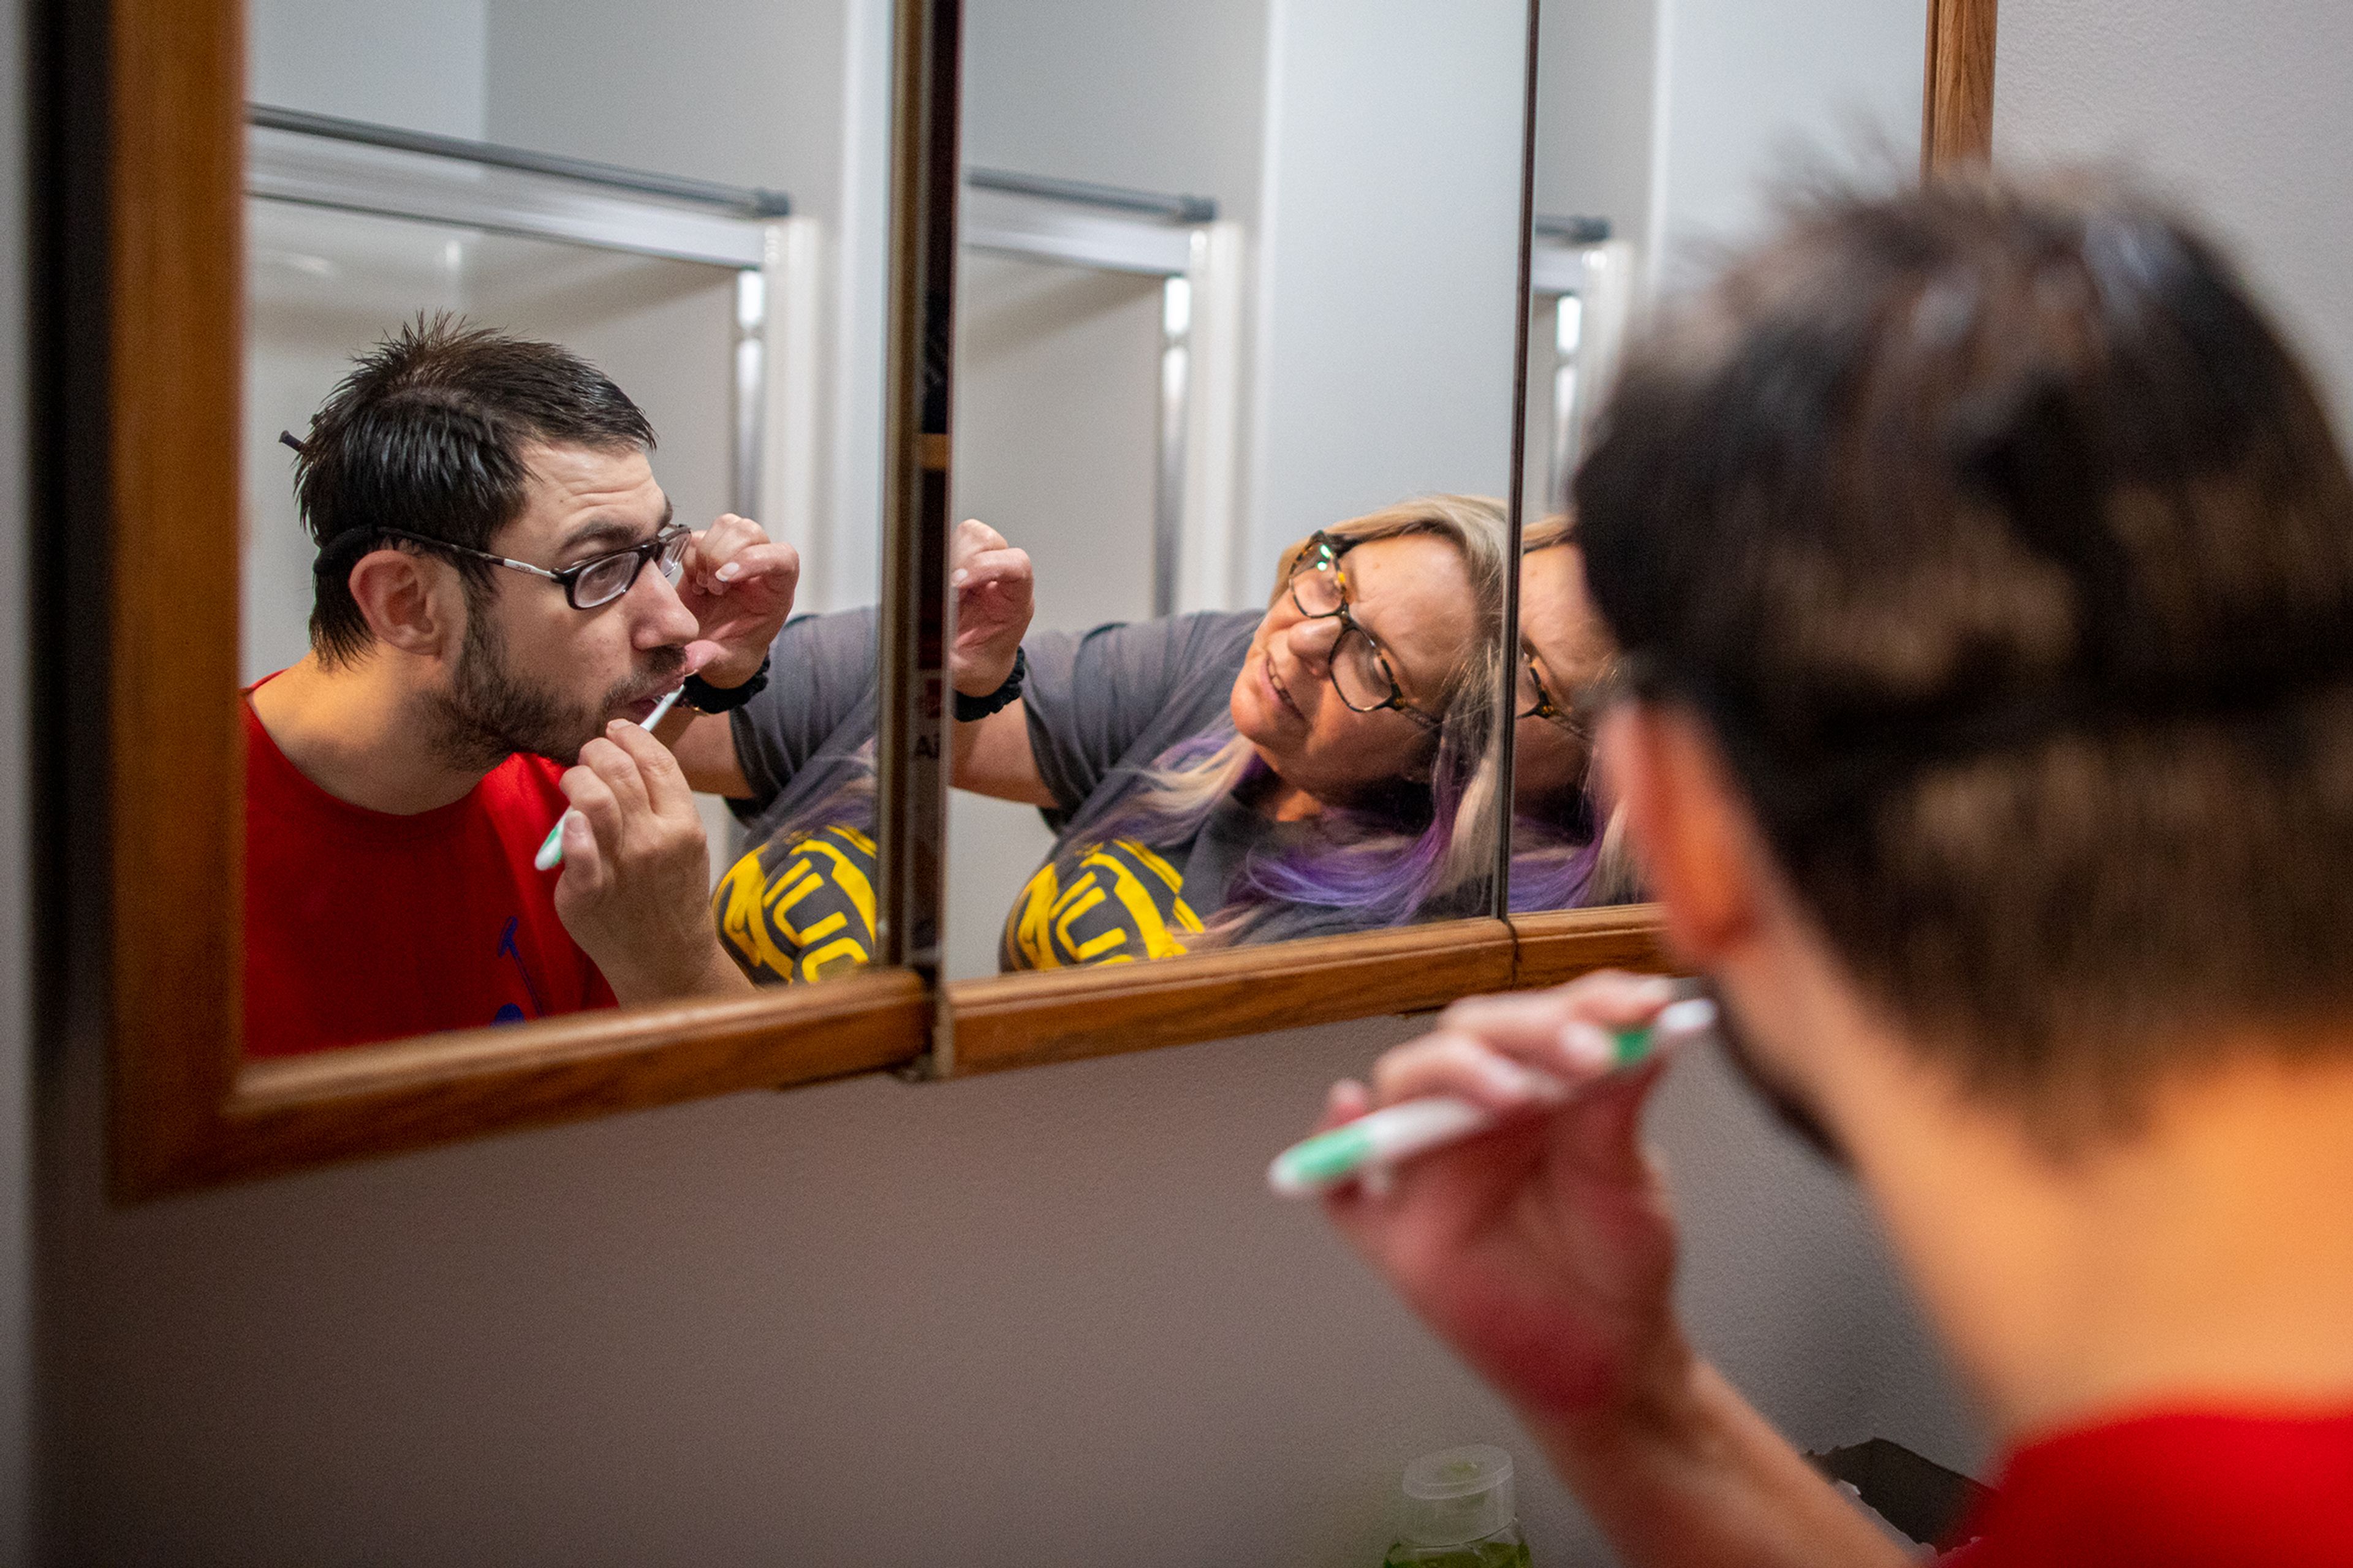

{"left": 1603, "top": 703, "right": 1769, "bottom": 966}
{"left": 346, "top": 548, "right": 463, "bottom": 659}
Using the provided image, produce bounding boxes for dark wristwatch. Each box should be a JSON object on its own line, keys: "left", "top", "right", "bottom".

{"left": 681, "top": 654, "right": 770, "bottom": 714}
{"left": 954, "top": 647, "right": 1027, "bottom": 722}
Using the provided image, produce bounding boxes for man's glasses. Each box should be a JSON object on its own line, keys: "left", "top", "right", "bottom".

{"left": 1286, "top": 532, "right": 1443, "bottom": 729}
{"left": 373, "top": 524, "right": 691, "bottom": 610}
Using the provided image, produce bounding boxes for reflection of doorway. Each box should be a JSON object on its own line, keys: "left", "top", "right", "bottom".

{"left": 1520, "top": 227, "right": 1636, "bottom": 525}
{"left": 944, "top": 174, "right": 1246, "bottom": 979}
{"left": 243, "top": 108, "right": 820, "bottom": 884}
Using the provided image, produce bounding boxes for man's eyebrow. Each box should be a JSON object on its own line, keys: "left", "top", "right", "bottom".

{"left": 556, "top": 497, "right": 673, "bottom": 558}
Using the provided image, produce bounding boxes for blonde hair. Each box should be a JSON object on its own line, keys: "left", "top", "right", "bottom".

{"left": 1502, "top": 512, "right": 1651, "bottom": 909}
{"left": 1113, "top": 494, "right": 1513, "bottom": 942}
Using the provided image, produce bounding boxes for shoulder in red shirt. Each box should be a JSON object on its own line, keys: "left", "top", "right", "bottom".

{"left": 1951, "top": 1406, "right": 2353, "bottom": 1567}
{"left": 242, "top": 686, "right": 616, "bottom": 1058}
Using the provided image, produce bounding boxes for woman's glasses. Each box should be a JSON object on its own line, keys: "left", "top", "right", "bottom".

{"left": 372, "top": 524, "right": 691, "bottom": 610}
{"left": 1515, "top": 646, "right": 1596, "bottom": 740}
{"left": 1515, "top": 645, "right": 1609, "bottom": 744}
{"left": 1286, "top": 532, "right": 1443, "bottom": 729}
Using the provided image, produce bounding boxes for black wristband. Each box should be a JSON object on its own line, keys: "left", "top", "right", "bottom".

{"left": 681, "top": 654, "right": 770, "bottom": 714}
{"left": 954, "top": 647, "right": 1027, "bottom": 722}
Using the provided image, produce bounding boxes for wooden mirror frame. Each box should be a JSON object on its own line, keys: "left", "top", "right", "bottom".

{"left": 72, "top": 0, "right": 1994, "bottom": 1197}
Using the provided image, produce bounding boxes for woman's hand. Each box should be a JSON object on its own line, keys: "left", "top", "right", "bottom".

{"left": 680, "top": 513, "right": 800, "bottom": 692}
{"left": 951, "top": 518, "right": 1034, "bottom": 698}
{"left": 551, "top": 719, "right": 749, "bottom": 1002}
{"left": 1319, "top": 970, "right": 1697, "bottom": 1430}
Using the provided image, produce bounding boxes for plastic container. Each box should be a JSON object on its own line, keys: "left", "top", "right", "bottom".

{"left": 1381, "top": 1444, "right": 1532, "bottom": 1567}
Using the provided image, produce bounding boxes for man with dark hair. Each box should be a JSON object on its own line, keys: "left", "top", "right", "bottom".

{"left": 247, "top": 317, "right": 797, "bottom": 1055}
{"left": 1310, "top": 173, "right": 2353, "bottom": 1564}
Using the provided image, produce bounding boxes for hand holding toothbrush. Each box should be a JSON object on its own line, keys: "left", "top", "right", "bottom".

{"left": 548, "top": 716, "right": 750, "bottom": 1004}
{"left": 1306, "top": 971, "right": 1699, "bottom": 1434}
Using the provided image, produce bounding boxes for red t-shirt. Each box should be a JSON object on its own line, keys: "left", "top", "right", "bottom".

{"left": 1952, "top": 1407, "right": 2353, "bottom": 1566}
{"left": 242, "top": 686, "right": 615, "bottom": 1058}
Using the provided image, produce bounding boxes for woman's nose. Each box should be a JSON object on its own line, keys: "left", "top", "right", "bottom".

{"left": 1285, "top": 613, "right": 1342, "bottom": 667}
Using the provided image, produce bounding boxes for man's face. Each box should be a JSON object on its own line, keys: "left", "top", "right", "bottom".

{"left": 1705, "top": 979, "right": 1853, "bottom": 1170}
{"left": 428, "top": 442, "right": 699, "bottom": 770}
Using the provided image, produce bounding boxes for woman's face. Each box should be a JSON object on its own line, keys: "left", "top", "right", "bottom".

{"left": 1514, "top": 542, "right": 1616, "bottom": 808}
{"left": 1230, "top": 531, "right": 1477, "bottom": 806}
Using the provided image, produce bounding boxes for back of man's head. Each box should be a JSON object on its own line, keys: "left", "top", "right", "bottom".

{"left": 294, "top": 315, "right": 656, "bottom": 665}
{"left": 1575, "top": 171, "right": 2353, "bottom": 1137}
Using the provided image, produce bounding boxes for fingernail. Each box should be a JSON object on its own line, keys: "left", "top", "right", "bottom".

{"left": 1480, "top": 1058, "right": 1552, "bottom": 1103}
{"left": 1632, "top": 975, "right": 1677, "bottom": 1006}
{"left": 952, "top": 568, "right": 969, "bottom": 585}
{"left": 716, "top": 562, "right": 740, "bottom": 581}
{"left": 1560, "top": 1021, "right": 1616, "bottom": 1073}
{"left": 564, "top": 810, "right": 587, "bottom": 838}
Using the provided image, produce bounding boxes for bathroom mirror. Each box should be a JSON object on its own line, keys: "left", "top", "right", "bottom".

{"left": 938, "top": 0, "right": 1525, "bottom": 1005}
{"left": 238, "top": 0, "right": 894, "bottom": 1063}
{"left": 1506, "top": 0, "right": 1950, "bottom": 932}
{"left": 936, "top": 0, "right": 1993, "bottom": 1066}
{"left": 82, "top": 0, "right": 1992, "bottom": 1192}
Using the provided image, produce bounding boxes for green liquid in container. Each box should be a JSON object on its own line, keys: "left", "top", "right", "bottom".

{"left": 1382, "top": 1531, "right": 1533, "bottom": 1567}
{"left": 1383, "top": 1444, "right": 1533, "bottom": 1568}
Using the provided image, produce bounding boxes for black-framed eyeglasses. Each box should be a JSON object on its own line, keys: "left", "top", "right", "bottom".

{"left": 1515, "top": 645, "right": 1596, "bottom": 741}
{"left": 1285, "top": 531, "right": 1443, "bottom": 730}
{"left": 374, "top": 524, "right": 691, "bottom": 610}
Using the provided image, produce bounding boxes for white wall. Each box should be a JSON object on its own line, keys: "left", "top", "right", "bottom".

{"left": 1535, "top": 0, "right": 1660, "bottom": 248}
{"left": 1995, "top": 0, "right": 2353, "bottom": 430}
{"left": 64, "top": 0, "right": 2353, "bottom": 1559}
{"left": 249, "top": 0, "right": 487, "bottom": 138}
{"left": 1649, "top": 0, "right": 1927, "bottom": 279}
{"left": 1244, "top": 0, "right": 1525, "bottom": 573}
{"left": 961, "top": 0, "right": 1270, "bottom": 222}
{"left": 480, "top": 0, "right": 892, "bottom": 612}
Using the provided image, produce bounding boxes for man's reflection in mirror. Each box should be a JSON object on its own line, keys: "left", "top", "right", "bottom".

{"left": 244, "top": 317, "right": 797, "bottom": 1057}
{"left": 964, "top": 496, "right": 1506, "bottom": 966}
{"left": 1511, "top": 513, "right": 1643, "bottom": 908}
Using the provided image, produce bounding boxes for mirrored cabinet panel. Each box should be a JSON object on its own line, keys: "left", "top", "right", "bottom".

{"left": 1505, "top": 0, "right": 1933, "bottom": 920}
{"left": 941, "top": 0, "right": 1530, "bottom": 980}
{"left": 239, "top": 0, "right": 887, "bottom": 1059}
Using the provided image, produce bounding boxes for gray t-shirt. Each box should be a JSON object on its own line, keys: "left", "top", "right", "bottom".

{"left": 716, "top": 607, "right": 880, "bottom": 985}
{"left": 1008, "top": 610, "right": 1368, "bottom": 966}
{"left": 728, "top": 605, "right": 880, "bottom": 841}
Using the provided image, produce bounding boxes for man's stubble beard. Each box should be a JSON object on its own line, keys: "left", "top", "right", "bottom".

{"left": 426, "top": 596, "right": 683, "bottom": 773}
{"left": 1700, "top": 980, "right": 1854, "bottom": 1172}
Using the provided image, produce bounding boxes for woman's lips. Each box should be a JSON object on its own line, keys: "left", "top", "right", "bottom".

{"left": 1260, "top": 651, "right": 1304, "bottom": 719}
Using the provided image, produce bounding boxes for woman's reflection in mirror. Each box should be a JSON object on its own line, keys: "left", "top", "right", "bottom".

{"left": 700, "top": 498, "right": 1510, "bottom": 979}
{"left": 686, "top": 518, "right": 1036, "bottom": 985}
{"left": 968, "top": 496, "right": 1507, "bottom": 966}
{"left": 244, "top": 317, "right": 800, "bottom": 1058}
{"left": 1510, "top": 514, "right": 1644, "bottom": 909}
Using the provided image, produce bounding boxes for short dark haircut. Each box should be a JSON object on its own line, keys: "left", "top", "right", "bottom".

{"left": 292, "top": 315, "right": 657, "bottom": 664}
{"left": 1575, "top": 171, "right": 2353, "bottom": 1134}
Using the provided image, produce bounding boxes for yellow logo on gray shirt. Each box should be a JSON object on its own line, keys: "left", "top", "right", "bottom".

{"left": 1002, "top": 839, "right": 1204, "bottom": 969}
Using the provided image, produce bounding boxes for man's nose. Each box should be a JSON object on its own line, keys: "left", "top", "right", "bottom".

{"left": 629, "top": 561, "right": 701, "bottom": 648}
